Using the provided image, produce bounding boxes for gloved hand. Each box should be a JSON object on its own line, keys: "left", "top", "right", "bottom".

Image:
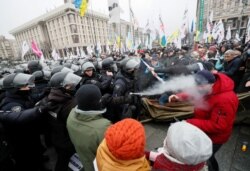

{"left": 38, "top": 105, "right": 49, "bottom": 114}
{"left": 124, "top": 94, "right": 133, "bottom": 104}
{"left": 101, "top": 94, "right": 112, "bottom": 106}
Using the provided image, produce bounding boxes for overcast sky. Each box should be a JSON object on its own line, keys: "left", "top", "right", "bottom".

{"left": 0, "top": 0, "right": 197, "bottom": 39}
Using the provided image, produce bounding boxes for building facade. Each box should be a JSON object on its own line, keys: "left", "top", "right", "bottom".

{"left": 196, "top": 0, "right": 250, "bottom": 38}
{"left": 10, "top": 2, "right": 145, "bottom": 59}
{"left": 0, "top": 36, "right": 18, "bottom": 60}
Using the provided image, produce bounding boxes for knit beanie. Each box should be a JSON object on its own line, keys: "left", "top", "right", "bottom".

{"left": 105, "top": 119, "right": 146, "bottom": 160}
{"left": 76, "top": 84, "right": 102, "bottom": 111}
{"left": 163, "top": 121, "right": 212, "bottom": 165}
{"left": 194, "top": 70, "right": 216, "bottom": 85}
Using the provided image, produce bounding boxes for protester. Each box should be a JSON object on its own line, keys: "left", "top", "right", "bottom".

{"left": 0, "top": 73, "right": 48, "bottom": 171}
{"left": 146, "top": 121, "right": 212, "bottom": 171}
{"left": 38, "top": 72, "right": 82, "bottom": 171}
{"left": 95, "top": 118, "right": 150, "bottom": 171}
{"left": 67, "top": 84, "right": 111, "bottom": 171}
{"left": 169, "top": 70, "right": 239, "bottom": 171}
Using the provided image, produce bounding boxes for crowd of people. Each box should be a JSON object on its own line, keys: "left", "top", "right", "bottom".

{"left": 0, "top": 39, "right": 248, "bottom": 171}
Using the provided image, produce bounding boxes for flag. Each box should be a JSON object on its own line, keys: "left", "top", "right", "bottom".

{"left": 168, "top": 29, "right": 179, "bottom": 43}
{"left": 159, "top": 15, "right": 167, "bottom": 47}
{"left": 80, "top": 0, "right": 88, "bottom": 17}
{"left": 108, "top": 0, "right": 121, "bottom": 23}
{"left": 212, "top": 20, "right": 224, "bottom": 43}
{"left": 246, "top": 17, "right": 250, "bottom": 43}
{"left": 203, "top": 32, "right": 208, "bottom": 43}
{"left": 97, "top": 41, "right": 102, "bottom": 54}
{"left": 126, "top": 32, "right": 133, "bottom": 50}
{"left": 206, "top": 21, "right": 212, "bottom": 33}
{"left": 74, "top": 0, "right": 82, "bottom": 8}
{"left": 217, "top": 20, "right": 225, "bottom": 43}
{"left": 31, "top": 40, "right": 43, "bottom": 58}
{"left": 106, "top": 44, "right": 110, "bottom": 54}
{"left": 190, "top": 20, "right": 194, "bottom": 33}
{"left": 195, "top": 30, "right": 200, "bottom": 42}
{"left": 52, "top": 49, "right": 60, "bottom": 60}
{"left": 174, "top": 35, "right": 182, "bottom": 49}
{"left": 209, "top": 10, "right": 213, "bottom": 23}
{"left": 76, "top": 47, "right": 80, "bottom": 57}
{"left": 87, "top": 45, "right": 93, "bottom": 55}
{"left": 180, "top": 8, "right": 189, "bottom": 39}
{"left": 21, "top": 41, "right": 29, "bottom": 60}
{"left": 80, "top": 47, "right": 86, "bottom": 58}
{"left": 235, "top": 31, "right": 241, "bottom": 41}
{"left": 226, "top": 26, "right": 231, "bottom": 41}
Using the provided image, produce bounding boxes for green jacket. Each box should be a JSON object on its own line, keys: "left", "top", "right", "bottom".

{"left": 67, "top": 107, "right": 111, "bottom": 171}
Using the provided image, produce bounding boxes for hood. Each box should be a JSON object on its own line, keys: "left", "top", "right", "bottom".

{"left": 212, "top": 73, "right": 234, "bottom": 95}
{"left": 48, "top": 88, "right": 72, "bottom": 102}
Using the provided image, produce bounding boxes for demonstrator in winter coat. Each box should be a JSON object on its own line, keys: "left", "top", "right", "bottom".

{"left": 169, "top": 70, "right": 239, "bottom": 171}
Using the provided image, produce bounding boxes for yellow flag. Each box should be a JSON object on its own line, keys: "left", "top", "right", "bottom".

{"left": 195, "top": 30, "right": 200, "bottom": 42}
{"left": 80, "top": 0, "right": 88, "bottom": 17}
{"left": 117, "top": 36, "right": 121, "bottom": 45}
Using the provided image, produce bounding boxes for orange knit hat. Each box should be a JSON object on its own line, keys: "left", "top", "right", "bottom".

{"left": 105, "top": 118, "right": 146, "bottom": 160}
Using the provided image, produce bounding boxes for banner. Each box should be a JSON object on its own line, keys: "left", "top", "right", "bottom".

{"left": 226, "top": 26, "right": 231, "bottom": 41}
{"left": 180, "top": 8, "right": 189, "bottom": 39}
{"left": 159, "top": 15, "right": 167, "bottom": 47}
{"left": 199, "top": 0, "right": 204, "bottom": 32}
{"left": 21, "top": 41, "right": 29, "bottom": 60}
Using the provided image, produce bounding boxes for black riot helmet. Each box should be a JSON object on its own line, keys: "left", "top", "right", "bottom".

{"left": 49, "top": 72, "right": 82, "bottom": 90}
{"left": 3, "top": 73, "right": 35, "bottom": 89}
{"left": 102, "top": 57, "right": 114, "bottom": 70}
{"left": 32, "top": 70, "right": 51, "bottom": 82}
{"left": 122, "top": 58, "right": 140, "bottom": 73}
{"left": 51, "top": 66, "right": 74, "bottom": 76}
{"left": 27, "top": 60, "right": 43, "bottom": 74}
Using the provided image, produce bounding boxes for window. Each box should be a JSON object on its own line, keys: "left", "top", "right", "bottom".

{"left": 72, "top": 35, "right": 79, "bottom": 43}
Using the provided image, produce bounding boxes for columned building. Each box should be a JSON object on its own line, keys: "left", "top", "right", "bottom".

{"left": 10, "top": 2, "right": 144, "bottom": 59}
{"left": 0, "top": 36, "right": 18, "bottom": 59}
{"left": 196, "top": 0, "right": 250, "bottom": 38}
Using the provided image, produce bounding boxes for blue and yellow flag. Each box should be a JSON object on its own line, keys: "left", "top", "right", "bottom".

{"left": 80, "top": 0, "right": 88, "bottom": 17}
{"left": 74, "top": 0, "right": 82, "bottom": 8}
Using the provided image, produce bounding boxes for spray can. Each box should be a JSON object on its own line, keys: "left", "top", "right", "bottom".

{"left": 241, "top": 141, "right": 248, "bottom": 152}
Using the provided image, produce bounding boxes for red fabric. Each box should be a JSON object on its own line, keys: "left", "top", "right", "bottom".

{"left": 153, "top": 154, "right": 205, "bottom": 171}
{"left": 186, "top": 73, "right": 239, "bottom": 144}
{"left": 105, "top": 119, "right": 146, "bottom": 160}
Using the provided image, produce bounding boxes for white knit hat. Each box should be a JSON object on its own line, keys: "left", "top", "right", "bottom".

{"left": 163, "top": 121, "right": 212, "bottom": 165}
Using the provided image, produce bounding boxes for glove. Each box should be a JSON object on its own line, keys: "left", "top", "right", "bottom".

{"left": 101, "top": 94, "right": 112, "bottom": 106}
{"left": 38, "top": 105, "right": 49, "bottom": 114}
{"left": 124, "top": 94, "right": 133, "bottom": 104}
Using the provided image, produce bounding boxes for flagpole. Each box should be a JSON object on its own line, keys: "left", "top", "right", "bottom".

{"left": 119, "top": 22, "right": 122, "bottom": 54}
{"left": 90, "top": 0, "right": 97, "bottom": 54}
{"left": 128, "top": 0, "right": 135, "bottom": 49}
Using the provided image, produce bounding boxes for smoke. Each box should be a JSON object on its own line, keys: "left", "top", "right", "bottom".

{"left": 133, "top": 74, "right": 213, "bottom": 109}
{"left": 134, "top": 75, "right": 197, "bottom": 96}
